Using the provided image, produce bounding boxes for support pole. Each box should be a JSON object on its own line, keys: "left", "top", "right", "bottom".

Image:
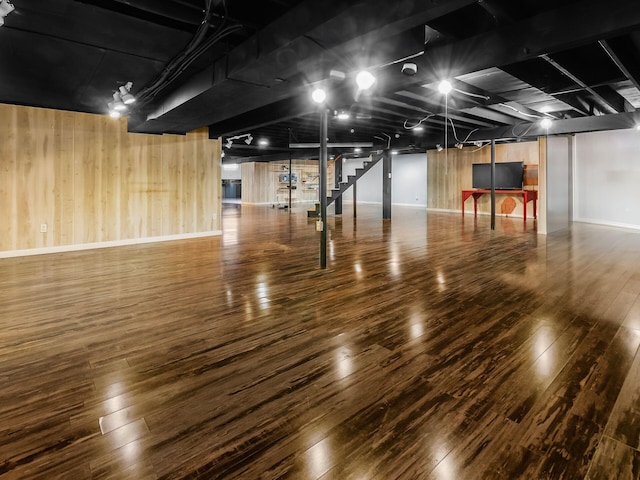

{"left": 319, "top": 108, "right": 328, "bottom": 269}
{"left": 382, "top": 150, "right": 392, "bottom": 219}
{"left": 491, "top": 139, "right": 496, "bottom": 230}
{"left": 288, "top": 152, "right": 292, "bottom": 211}
{"left": 334, "top": 155, "right": 343, "bottom": 215}
{"left": 353, "top": 182, "right": 357, "bottom": 218}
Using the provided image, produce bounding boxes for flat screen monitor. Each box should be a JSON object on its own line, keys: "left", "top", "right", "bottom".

{"left": 472, "top": 162, "right": 523, "bottom": 189}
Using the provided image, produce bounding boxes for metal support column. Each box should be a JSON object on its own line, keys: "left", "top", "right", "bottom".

{"left": 288, "top": 152, "right": 292, "bottom": 211}
{"left": 334, "top": 155, "right": 343, "bottom": 215}
{"left": 490, "top": 139, "right": 496, "bottom": 230}
{"left": 353, "top": 182, "right": 357, "bottom": 218}
{"left": 382, "top": 150, "right": 392, "bottom": 219}
{"left": 319, "top": 108, "right": 328, "bottom": 269}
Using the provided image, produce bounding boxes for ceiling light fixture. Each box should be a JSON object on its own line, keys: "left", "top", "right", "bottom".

{"left": 312, "top": 88, "right": 327, "bottom": 104}
{"left": 225, "top": 133, "right": 253, "bottom": 149}
{"left": 391, "top": 150, "right": 399, "bottom": 155}
{"left": 436, "top": 144, "right": 443, "bottom": 152}
{"left": 540, "top": 118, "right": 553, "bottom": 129}
{"left": 635, "top": 124, "right": 640, "bottom": 131}
{"left": 438, "top": 80, "right": 452, "bottom": 95}
{"left": 0, "top": 0, "right": 15, "bottom": 26}
{"left": 354, "top": 147, "right": 362, "bottom": 153}
{"left": 336, "top": 111, "right": 350, "bottom": 120}
{"left": 258, "top": 139, "right": 269, "bottom": 146}
{"left": 356, "top": 70, "right": 376, "bottom": 90}
{"left": 118, "top": 82, "right": 136, "bottom": 105}
{"left": 109, "top": 111, "right": 121, "bottom": 119}
{"left": 412, "top": 126, "right": 424, "bottom": 132}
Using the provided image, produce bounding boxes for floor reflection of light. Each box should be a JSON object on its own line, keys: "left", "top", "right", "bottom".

{"left": 335, "top": 350, "right": 353, "bottom": 380}
{"left": 329, "top": 240, "right": 335, "bottom": 261}
{"left": 434, "top": 453, "right": 457, "bottom": 480}
{"left": 121, "top": 439, "right": 142, "bottom": 462}
{"left": 410, "top": 322, "right": 424, "bottom": 339}
{"left": 535, "top": 349, "right": 553, "bottom": 379}
{"left": 306, "top": 438, "right": 332, "bottom": 479}
{"left": 257, "top": 282, "right": 270, "bottom": 310}
{"left": 102, "top": 396, "right": 124, "bottom": 418}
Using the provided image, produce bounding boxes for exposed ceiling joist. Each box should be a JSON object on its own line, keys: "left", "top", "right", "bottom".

{"left": 599, "top": 38, "right": 640, "bottom": 93}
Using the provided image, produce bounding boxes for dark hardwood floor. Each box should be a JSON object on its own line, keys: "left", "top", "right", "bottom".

{"left": 2, "top": 204, "right": 640, "bottom": 479}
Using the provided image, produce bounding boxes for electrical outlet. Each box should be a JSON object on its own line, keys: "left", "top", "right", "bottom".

{"left": 40, "top": 223, "right": 47, "bottom": 233}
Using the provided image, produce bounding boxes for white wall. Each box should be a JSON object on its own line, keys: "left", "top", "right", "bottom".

{"left": 545, "top": 135, "right": 571, "bottom": 233}
{"left": 341, "top": 153, "right": 427, "bottom": 207}
{"left": 222, "top": 163, "right": 242, "bottom": 180}
{"left": 574, "top": 129, "right": 640, "bottom": 230}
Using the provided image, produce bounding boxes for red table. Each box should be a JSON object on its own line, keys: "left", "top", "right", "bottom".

{"left": 462, "top": 189, "right": 538, "bottom": 221}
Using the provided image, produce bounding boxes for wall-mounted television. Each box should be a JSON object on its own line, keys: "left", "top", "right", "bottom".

{"left": 472, "top": 162, "right": 524, "bottom": 190}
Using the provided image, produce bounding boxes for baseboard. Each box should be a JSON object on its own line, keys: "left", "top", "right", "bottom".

{"left": 0, "top": 231, "right": 223, "bottom": 259}
{"left": 573, "top": 218, "right": 640, "bottom": 232}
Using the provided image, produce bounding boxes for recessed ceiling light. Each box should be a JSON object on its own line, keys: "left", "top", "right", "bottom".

{"left": 337, "top": 112, "right": 350, "bottom": 120}
{"left": 354, "top": 147, "right": 362, "bottom": 153}
{"left": 413, "top": 126, "right": 424, "bottom": 132}
{"left": 258, "top": 139, "right": 269, "bottom": 146}
{"left": 391, "top": 150, "right": 399, "bottom": 155}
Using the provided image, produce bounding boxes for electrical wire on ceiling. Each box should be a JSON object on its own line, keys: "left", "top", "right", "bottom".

{"left": 136, "top": 0, "right": 243, "bottom": 104}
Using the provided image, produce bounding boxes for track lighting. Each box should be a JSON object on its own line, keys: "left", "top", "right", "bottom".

{"left": 224, "top": 133, "right": 253, "bottom": 149}
{"left": 436, "top": 144, "right": 443, "bottom": 152}
{"left": 455, "top": 143, "right": 463, "bottom": 149}
{"left": 118, "top": 82, "right": 136, "bottom": 105}
{"left": 106, "top": 81, "right": 135, "bottom": 117}
{"left": 0, "top": 0, "right": 14, "bottom": 26}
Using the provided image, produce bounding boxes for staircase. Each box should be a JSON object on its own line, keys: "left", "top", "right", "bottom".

{"left": 308, "top": 153, "right": 383, "bottom": 217}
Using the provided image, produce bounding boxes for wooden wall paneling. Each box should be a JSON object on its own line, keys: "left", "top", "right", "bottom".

{"left": 53, "top": 110, "right": 76, "bottom": 247}
{"left": 0, "top": 104, "right": 17, "bottom": 251}
{"left": 161, "top": 135, "right": 179, "bottom": 236}
{"left": 15, "top": 106, "right": 37, "bottom": 249}
{"left": 193, "top": 130, "right": 207, "bottom": 232}
{"left": 147, "top": 136, "right": 164, "bottom": 237}
{"left": 183, "top": 134, "right": 196, "bottom": 233}
{"left": 427, "top": 141, "right": 540, "bottom": 217}
{"left": 74, "top": 112, "right": 100, "bottom": 244}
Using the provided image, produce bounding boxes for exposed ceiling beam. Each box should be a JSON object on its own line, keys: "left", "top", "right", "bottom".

{"left": 541, "top": 54, "right": 633, "bottom": 114}
{"left": 599, "top": 38, "right": 640, "bottom": 93}
{"left": 209, "top": 0, "right": 640, "bottom": 138}
{"left": 131, "top": 0, "right": 478, "bottom": 134}
{"left": 415, "top": 0, "right": 640, "bottom": 84}
{"left": 477, "top": 0, "right": 515, "bottom": 25}
{"left": 419, "top": 110, "right": 640, "bottom": 146}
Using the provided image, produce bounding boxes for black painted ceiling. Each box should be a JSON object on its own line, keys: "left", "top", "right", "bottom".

{"left": 2, "top": 0, "right": 640, "bottom": 162}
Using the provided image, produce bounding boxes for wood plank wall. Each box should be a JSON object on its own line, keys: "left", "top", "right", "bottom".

{"left": 427, "top": 141, "right": 540, "bottom": 216}
{"left": 241, "top": 159, "right": 329, "bottom": 205}
{"left": 0, "top": 104, "right": 221, "bottom": 253}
